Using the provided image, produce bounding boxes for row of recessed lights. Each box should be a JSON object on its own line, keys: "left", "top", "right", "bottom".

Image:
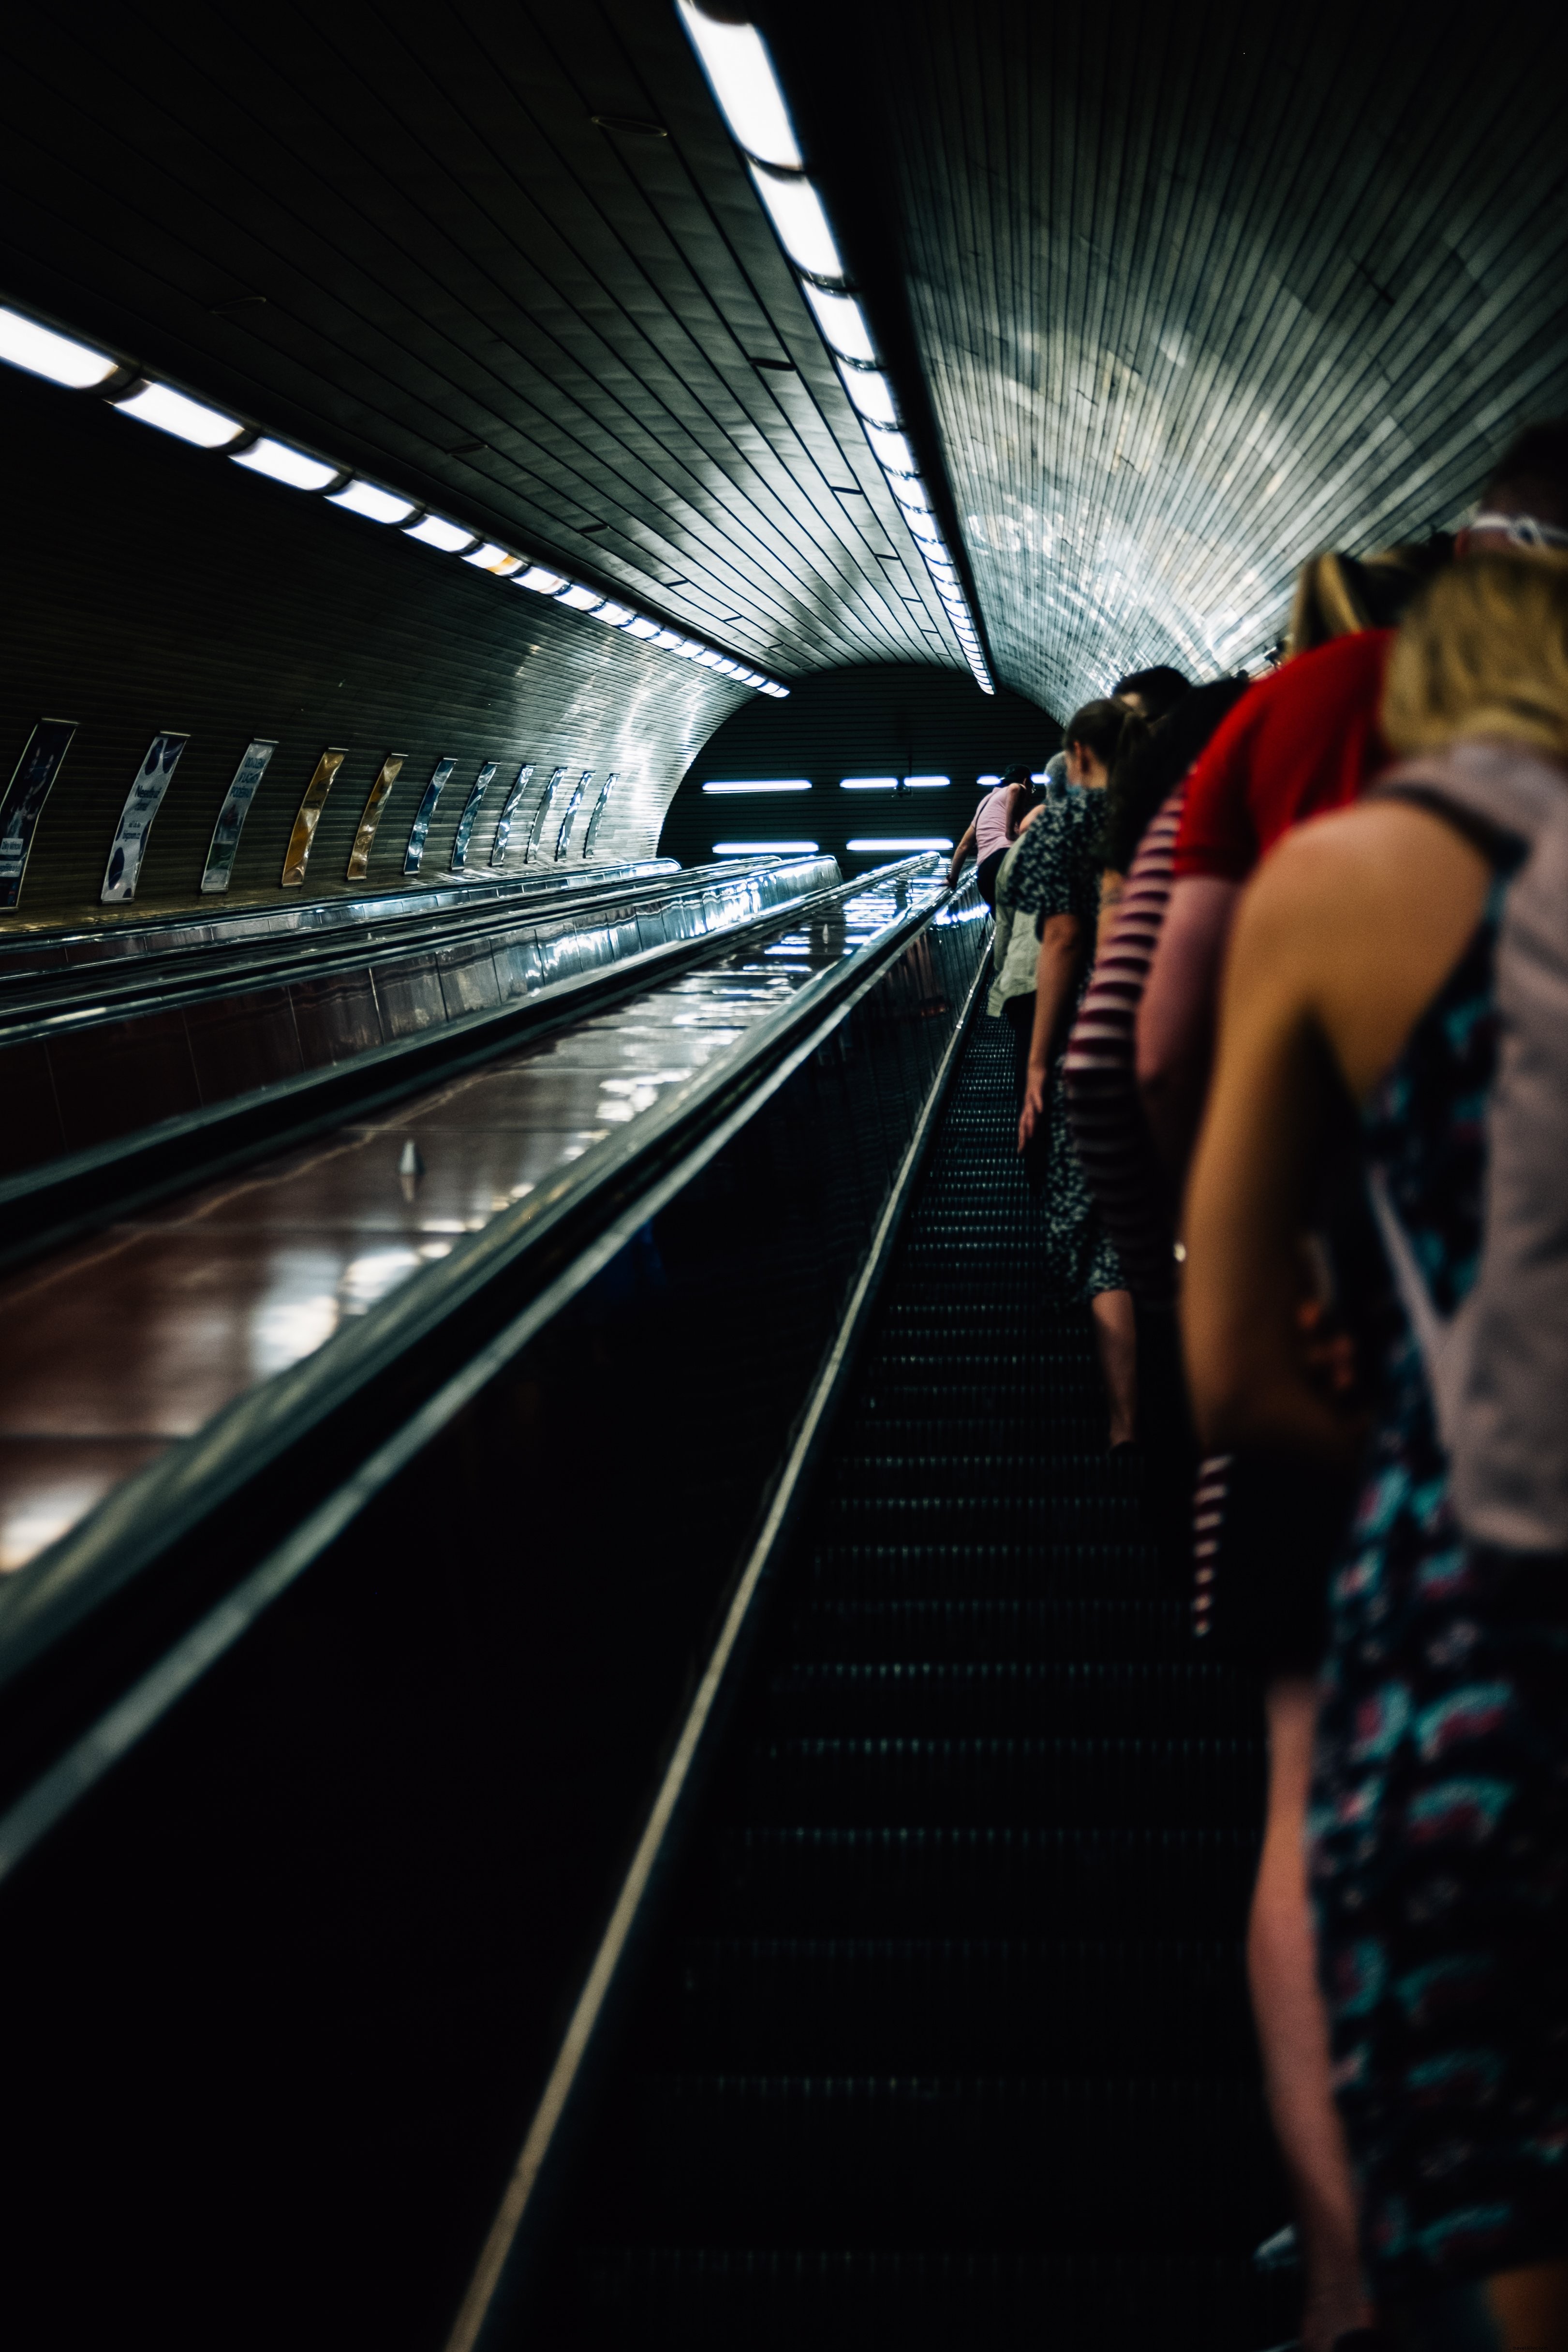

{"left": 0, "top": 299, "right": 789, "bottom": 699}
{"left": 677, "top": 2, "right": 992, "bottom": 695}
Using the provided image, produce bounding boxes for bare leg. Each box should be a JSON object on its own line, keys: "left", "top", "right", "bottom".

{"left": 1090, "top": 1286, "right": 1138, "bottom": 1448}
{"left": 1249, "top": 1674, "right": 1372, "bottom": 2352}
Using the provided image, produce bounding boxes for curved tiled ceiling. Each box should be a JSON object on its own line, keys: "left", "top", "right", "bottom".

{"left": 767, "top": 0, "right": 1568, "bottom": 716}
{"left": 0, "top": 0, "right": 963, "bottom": 683}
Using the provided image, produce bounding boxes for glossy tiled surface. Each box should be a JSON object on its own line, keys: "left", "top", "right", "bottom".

{"left": 0, "top": 867, "right": 946, "bottom": 1574}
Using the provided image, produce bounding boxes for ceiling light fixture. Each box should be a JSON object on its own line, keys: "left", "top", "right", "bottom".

{"left": 0, "top": 286, "right": 787, "bottom": 697}
{"left": 113, "top": 380, "right": 247, "bottom": 448}
{"left": 678, "top": 2, "right": 991, "bottom": 693}
{"left": 0, "top": 304, "right": 118, "bottom": 389}
{"left": 232, "top": 436, "right": 341, "bottom": 491}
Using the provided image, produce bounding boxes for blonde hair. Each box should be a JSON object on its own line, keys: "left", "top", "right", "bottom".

{"left": 1285, "top": 546, "right": 1437, "bottom": 660}
{"left": 1382, "top": 552, "right": 1568, "bottom": 759}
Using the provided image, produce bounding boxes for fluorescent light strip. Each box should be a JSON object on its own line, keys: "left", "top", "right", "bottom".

{"left": 846, "top": 837, "right": 953, "bottom": 852}
{"left": 702, "top": 780, "right": 812, "bottom": 793}
{"left": 712, "top": 840, "right": 818, "bottom": 854}
{"left": 0, "top": 290, "right": 786, "bottom": 698}
{"left": 678, "top": 10, "right": 991, "bottom": 693}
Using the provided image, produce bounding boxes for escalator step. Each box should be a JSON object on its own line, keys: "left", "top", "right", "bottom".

{"left": 767, "top": 1660, "right": 1257, "bottom": 1737}
{"left": 729, "top": 1825, "right": 1259, "bottom": 1933}
{"left": 574, "top": 2247, "right": 1293, "bottom": 2352}
{"left": 665, "top": 1937, "right": 1255, "bottom": 2071}
{"left": 808, "top": 1540, "right": 1161, "bottom": 1598}
{"left": 794, "top": 1595, "right": 1188, "bottom": 1658}
{"left": 623, "top": 2072, "right": 1277, "bottom": 2244}
{"left": 746, "top": 1735, "right": 1265, "bottom": 1826}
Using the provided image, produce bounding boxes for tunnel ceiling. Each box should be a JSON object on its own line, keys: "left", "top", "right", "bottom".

{"left": 770, "top": 0, "right": 1568, "bottom": 714}
{"left": 4, "top": 1, "right": 1566, "bottom": 728}
{"left": 0, "top": 1, "right": 962, "bottom": 686}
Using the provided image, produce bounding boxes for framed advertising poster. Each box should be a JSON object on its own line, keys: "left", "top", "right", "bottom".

{"left": 582, "top": 770, "right": 617, "bottom": 857}
{"left": 101, "top": 731, "right": 189, "bottom": 903}
{"left": 448, "top": 761, "right": 498, "bottom": 871}
{"left": 525, "top": 767, "right": 567, "bottom": 861}
{"left": 553, "top": 770, "right": 591, "bottom": 860}
{"left": 345, "top": 753, "right": 406, "bottom": 881}
{"left": 201, "top": 737, "right": 277, "bottom": 892}
{"left": 403, "top": 756, "right": 456, "bottom": 873}
{"left": 281, "top": 746, "right": 347, "bottom": 886}
{"left": 488, "top": 764, "right": 534, "bottom": 866}
{"left": 0, "top": 718, "right": 77, "bottom": 910}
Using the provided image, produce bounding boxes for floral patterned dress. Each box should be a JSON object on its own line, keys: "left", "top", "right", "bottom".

{"left": 993, "top": 785, "right": 1124, "bottom": 1302}
{"left": 1309, "top": 892, "right": 1568, "bottom": 2302}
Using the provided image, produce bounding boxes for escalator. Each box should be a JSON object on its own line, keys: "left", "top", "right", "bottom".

{"left": 505, "top": 1018, "right": 1290, "bottom": 2350}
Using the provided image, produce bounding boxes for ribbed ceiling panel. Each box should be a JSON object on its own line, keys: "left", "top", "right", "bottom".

{"left": 0, "top": 0, "right": 959, "bottom": 680}
{"left": 857, "top": 0, "right": 1568, "bottom": 713}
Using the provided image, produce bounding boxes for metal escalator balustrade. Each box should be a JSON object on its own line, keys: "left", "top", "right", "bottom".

{"left": 0, "top": 852, "right": 985, "bottom": 2352}
{"left": 514, "top": 1012, "right": 1285, "bottom": 2352}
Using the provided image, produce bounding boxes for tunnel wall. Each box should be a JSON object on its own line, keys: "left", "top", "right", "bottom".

{"left": 659, "top": 663, "right": 1056, "bottom": 874}
{"left": 0, "top": 363, "right": 751, "bottom": 932}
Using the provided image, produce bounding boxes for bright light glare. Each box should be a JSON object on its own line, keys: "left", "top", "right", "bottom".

{"left": 0, "top": 306, "right": 118, "bottom": 388}
{"left": 597, "top": 601, "right": 635, "bottom": 625}
{"left": 677, "top": 1, "right": 802, "bottom": 167}
{"left": 622, "top": 615, "right": 660, "bottom": 638}
{"left": 712, "top": 841, "right": 818, "bottom": 854}
{"left": 865, "top": 422, "right": 918, "bottom": 475}
{"left": 905, "top": 775, "right": 950, "bottom": 788}
{"left": 651, "top": 626, "right": 684, "bottom": 649}
{"left": 115, "top": 380, "right": 246, "bottom": 447}
{"left": 889, "top": 472, "right": 933, "bottom": 513}
{"left": 747, "top": 164, "right": 844, "bottom": 280}
{"left": 330, "top": 477, "right": 417, "bottom": 524}
{"left": 464, "top": 541, "right": 523, "bottom": 572}
{"left": 518, "top": 563, "right": 567, "bottom": 592}
{"left": 802, "top": 283, "right": 876, "bottom": 364}
{"left": 231, "top": 436, "right": 339, "bottom": 491}
{"left": 760, "top": 681, "right": 790, "bottom": 698}
{"left": 556, "top": 583, "right": 605, "bottom": 611}
{"left": 703, "top": 780, "right": 812, "bottom": 793}
{"left": 846, "top": 837, "right": 952, "bottom": 851}
{"left": 838, "top": 363, "right": 899, "bottom": 429}
{"left": 840, "top": 777, "right": 899, "bottom": 790}
{"left": 405, "top": 514, "right": 476, "bottom": 552}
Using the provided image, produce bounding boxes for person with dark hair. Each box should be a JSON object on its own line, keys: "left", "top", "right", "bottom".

{"left": 947, "top": 759, "right": 1038, "bottom": 906}
{"left": 1114, "top": 664, "right": 1192, "bottom": 722}
{"left": 988, "top": 697, "right": 1137, "bottom": 1449}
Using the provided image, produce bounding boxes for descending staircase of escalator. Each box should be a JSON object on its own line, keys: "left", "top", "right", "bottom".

{"left": 545, "top": 1014, "right": 1290, "bottom": 2349}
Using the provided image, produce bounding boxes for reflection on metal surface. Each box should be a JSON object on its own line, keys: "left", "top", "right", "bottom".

{"left": 280, "top": 748, "right": 347, "bottom": 887}
{"left": 554, "top": 771, "right": 591, "bottom": 860}
{"left": 200, "top": 738, "right": 277, "bottom": 893}
{"left": 100, "top": 732, "right": 188, "bottom": 903}
{"left": 0, "top": 719, "right": 77, "bottom": 910}
{"left": 489, "top": 765, "right": 534, "bottom": 867}
{"left": 403, "top": 757, "right": 457, "bottom": 875}
{"left": 582, "top": 772, "right": 616, "bottom": 858}
{"left": 449, "top": 763, "right": 499, "bottom": 872}
{"left": 344, "top": 753, "right": 406, "bottom": 882}
{"left": 527, "top": 768, "right": 566, "bottom": 862}
{"left": 0, "top": 860, "right": 944, "bottom": 1572}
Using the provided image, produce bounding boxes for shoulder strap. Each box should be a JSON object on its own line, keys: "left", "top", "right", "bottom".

{"left": 1371, "top": 738, "right": 1565, "bottom": 854}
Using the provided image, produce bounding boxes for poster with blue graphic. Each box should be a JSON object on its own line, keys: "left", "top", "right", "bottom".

{"left": 0, "top": 718, "right": 77, "bottom": 909}
{"left": 448, "top": 762, "right": 498, "bottom": 871}
{"left": 101, "top": 731, "right": 189, "bottom": 902}
{"left": 403, "top": 757, "right": 456, "bottom": 873}
{"left": 489, "top": 764, "right": 534, "bottom": 866}
{"left": 201, "top": 738, "right": 277, "bottom": 892}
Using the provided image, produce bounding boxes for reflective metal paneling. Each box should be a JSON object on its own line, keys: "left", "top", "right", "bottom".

{"left": 836, "top": 0, "right": 1568, "bottom": 710}
{"left": 0, "top": 856, "right": 920, "bottom": 1570}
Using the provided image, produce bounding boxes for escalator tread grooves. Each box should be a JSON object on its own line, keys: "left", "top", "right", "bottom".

{"left": 559, "top": 999, "right": 1279, "bottom": 2346}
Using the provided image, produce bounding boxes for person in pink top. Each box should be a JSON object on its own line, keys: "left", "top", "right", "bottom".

{"left": 947, "top": 760, "right": 1037, "bottom": 906}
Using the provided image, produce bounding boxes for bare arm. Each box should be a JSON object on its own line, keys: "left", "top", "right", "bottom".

{"left": 947, "top": 817, "right": 977, "bottom": 889}
{"left": 1136, "top": 874, "right": 1241, "bottom": 1177}
{"left": 1004, "top": 781, "right": 1030, "bottom": 841}
{"left": 1182, "top": 804, "right": 1490, "bottom": 1459}
{"left": 1017, "top": 913, "right": 1084, "bottom": 1150}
